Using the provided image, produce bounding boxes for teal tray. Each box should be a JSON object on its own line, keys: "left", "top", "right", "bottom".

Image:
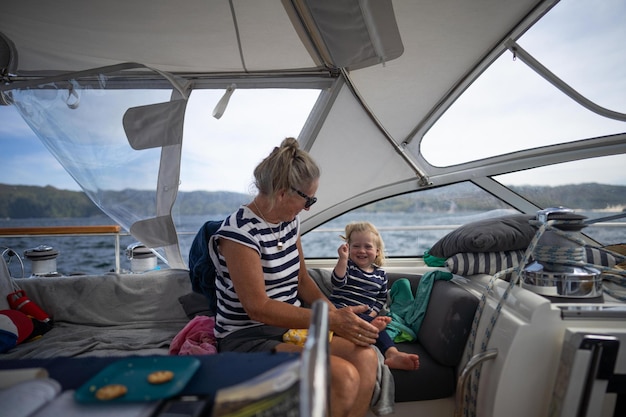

{"left": 74, "top": 356, "right": 201, "bottom": 403}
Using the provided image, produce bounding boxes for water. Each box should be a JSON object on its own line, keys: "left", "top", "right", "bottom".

{"left": 0, "top": 214, "right": 228, "bottom": 276}
{"left": 302, "top": 211, "right": 464, "bottom": 259}
{"left": 1, "top": 216, "right": 133, "bottom": 277}
{"left": 2, "top": 211, "right": 625, "bottom": 277}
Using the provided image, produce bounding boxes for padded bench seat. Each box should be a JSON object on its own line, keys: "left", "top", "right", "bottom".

{"left": 308, "top": 269, "right": 479, "bottom": 402}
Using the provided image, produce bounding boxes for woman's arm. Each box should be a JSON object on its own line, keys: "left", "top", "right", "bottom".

{"left": 295, "top": 237, "right": 333, "bottom": 309}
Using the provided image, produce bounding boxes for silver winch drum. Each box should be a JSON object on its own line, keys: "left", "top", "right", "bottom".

{"left": 126, "top": 243, "right": 157, "bottom": 273}
{"left": 522, "top": 262, "right": 602, "bottom": 298}
{"left": 23, "top": 244, "right": 60, "bottom": 276}
{"left": 521, "top": 207, "right": 602, "bottom": 299}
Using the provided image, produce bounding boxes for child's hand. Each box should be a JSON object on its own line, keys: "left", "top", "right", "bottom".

{"left": 337, "top": 243, "right": 349, "bottom": 260}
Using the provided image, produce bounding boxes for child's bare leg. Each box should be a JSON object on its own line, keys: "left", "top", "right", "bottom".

{"left": 384, "top": 347, "right": 420, "bottom": 371}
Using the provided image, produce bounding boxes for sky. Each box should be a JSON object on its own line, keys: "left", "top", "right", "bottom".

{"left": 0, "top": 89, "right": 320, "bottom": 194}
{"left": 0, "top": 0, "right": 624, "bottom": 193}
{"left": 420, "top": 0, "right": 626, "bottom": 185}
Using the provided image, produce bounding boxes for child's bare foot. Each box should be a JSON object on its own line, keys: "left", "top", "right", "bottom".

{"left": 384, "top": 347, "right": 420, "bottom": 370}
{"left": 371, "top": 315, "right": 391, "bottom": 331}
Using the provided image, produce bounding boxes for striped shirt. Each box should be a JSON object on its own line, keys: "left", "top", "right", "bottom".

{"left": 208, "top": 205, "right": 301, "bottom": 338}
{"left": 329, "top": 259, "right": 388, "bottom": 314}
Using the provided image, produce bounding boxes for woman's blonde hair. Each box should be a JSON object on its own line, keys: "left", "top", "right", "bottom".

{"left": 253, "top": 137, "right": 320, "bottom": 205}
{"left": 344, "top": 221, "right": 386, "bottom": 266}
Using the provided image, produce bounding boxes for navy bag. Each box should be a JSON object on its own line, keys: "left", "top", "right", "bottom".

{"left": 188, "top": 220, "right": 223, "bottom": 316}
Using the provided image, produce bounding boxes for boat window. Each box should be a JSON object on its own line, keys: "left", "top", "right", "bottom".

{"left": 421, "top": 0, "right": 626, "bottom": 167}
{"left": 494, "top": 155, "right": 626, "bottom": 246}
{"left": 301, "top": 182, "right": 518, "bottom": 258}
{"left": 175, "top": 88, "right": 321, "bottom": 259}
{"left": 178, "top": 89, "right": 320, "bottom": 195}
{"left": 1, "top": 85, "right": 320, "bottom": 270}
{"left": 1, "top": 87, "right": 319, "bottom": 197}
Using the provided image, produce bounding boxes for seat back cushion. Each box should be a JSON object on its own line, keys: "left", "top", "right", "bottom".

{"left": 417, "top": 280, "right": 478, "bottom": 367}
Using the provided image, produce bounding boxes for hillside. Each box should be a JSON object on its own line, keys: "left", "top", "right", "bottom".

{"left": 0, "top": 184, "right": 103, "bottom": 218}
{"left": 0, "top": 184, "right": 250, "bottom": 219}
{"left": 0, "top": 182, "right": 625, "bottom": 219}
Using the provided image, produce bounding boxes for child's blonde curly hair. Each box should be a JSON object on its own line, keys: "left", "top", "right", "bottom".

{"left": 343, "top": 221, "right": 386, "bottom": 267}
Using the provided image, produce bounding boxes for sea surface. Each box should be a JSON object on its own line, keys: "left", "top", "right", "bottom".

{"left": 1, "top": 211, "right": 625, "bottom": 277}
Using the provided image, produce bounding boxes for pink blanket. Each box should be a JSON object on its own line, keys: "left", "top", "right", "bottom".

{"left": 169, "top": 315, "right": 217, "bottom": 355}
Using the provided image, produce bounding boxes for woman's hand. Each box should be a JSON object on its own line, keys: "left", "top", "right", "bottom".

{"left": 329, "top": 305, "right": 379, "bottom": 347}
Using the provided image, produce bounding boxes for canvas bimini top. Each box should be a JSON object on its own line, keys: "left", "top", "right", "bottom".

{"left": 1, "top": 0, "right": 625, "bottom": 268}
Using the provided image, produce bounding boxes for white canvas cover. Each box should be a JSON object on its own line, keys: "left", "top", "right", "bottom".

{"left": 7, "top": 0, "right": 609, "bottom": 268}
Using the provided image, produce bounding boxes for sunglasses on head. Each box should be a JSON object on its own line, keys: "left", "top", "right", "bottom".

{"left": 291, "top": 187, "right": 317, "bottom": 209}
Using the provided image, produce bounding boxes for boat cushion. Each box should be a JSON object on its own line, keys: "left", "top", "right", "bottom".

{"left": 387, "top": 273, "right": 478, "bottom": 400}
{"left": 429, "top": 213, "right": 536, "bottom": 258}
{"left": 390, "top": 342, "right": 455, "bottom": 401}
{"left": 585, "top": 245, "right": 626, "bottom": 268}
{"left": 12, "top": 271, "right": 190, "bottom": 326}
{"left": 445, "top": 250, "right": 525, "bottom": 278}
{"left": 413, "top": 278, "right": 477, "bottom": 367}
{"left": 308, "top": 268, "right": 479, "bottom": 402}
{"left": 444, "top": 245, "right": 625, "bottom": 279}
{"left": 179, "top": 291, "right": 214, "bottom": 318}
{"left": 0, "top": 269, "right": 192, "bottom": 359}
{"left": 308, "top": 268, "right": 334, "bottom": 297}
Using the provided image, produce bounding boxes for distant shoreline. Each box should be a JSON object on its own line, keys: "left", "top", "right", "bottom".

{"left": 1, "top": 182, "right": 625, "bottom": 219}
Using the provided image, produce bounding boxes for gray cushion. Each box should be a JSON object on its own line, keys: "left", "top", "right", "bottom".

{"left": 416, "top": 280, "right": 478, "bottom": 367}
{"left": 13, "top": 270, "right": 191, "bottom": 325}
{"left": 391, "top": 342, "right": 455, "bottom": 401}
{"left": 178, "top": 292, "right": 213, "bottom": 318}
{"left": 307, "top": 268, "right": 332, "bottom": 298}
{"left": 429, "top": 214, "right": 536, "bottom": 258}
{"left": 308, "top": 269, "right": 478, "bottom": 402}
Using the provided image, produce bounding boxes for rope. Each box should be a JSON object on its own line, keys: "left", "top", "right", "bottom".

{"left": 530, "top": 222, "right": 626, "bottom": 301}
{"left": 461, "top": 219, "right": 626, "bottom": 416}
{"left": 533, "top": 245, "right": 586, "bottom": 264}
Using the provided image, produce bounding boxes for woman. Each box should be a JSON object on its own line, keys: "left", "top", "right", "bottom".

{"left": 209, "top": 137, "right": 379, "bottom": 417}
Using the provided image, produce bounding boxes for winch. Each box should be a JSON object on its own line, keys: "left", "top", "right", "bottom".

{"left": 23, "top": 245, "right": 60, "bottom": 277}
{"left": 521, "top": 207, "right": 602, "bottom": 300}
{"left": 126, "top": 242, "right": 157, "bottom": 273}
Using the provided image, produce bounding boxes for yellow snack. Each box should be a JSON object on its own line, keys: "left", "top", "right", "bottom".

{"left": 283, "top": 329, "right": 333, "bottom": 347}
{"left": 147, "top": 370, "right": 175, "bottom": 384}
{"left": 95, "top": 384, "right": 128, "bottom": 400}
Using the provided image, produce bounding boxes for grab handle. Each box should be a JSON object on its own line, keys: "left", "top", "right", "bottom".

{"left": 455, "top": 349, "right": 498, "bottom": 417}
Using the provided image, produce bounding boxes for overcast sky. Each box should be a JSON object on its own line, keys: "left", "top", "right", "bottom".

{"left": 1, "top": 0, "right": 624, "bottom": 193}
